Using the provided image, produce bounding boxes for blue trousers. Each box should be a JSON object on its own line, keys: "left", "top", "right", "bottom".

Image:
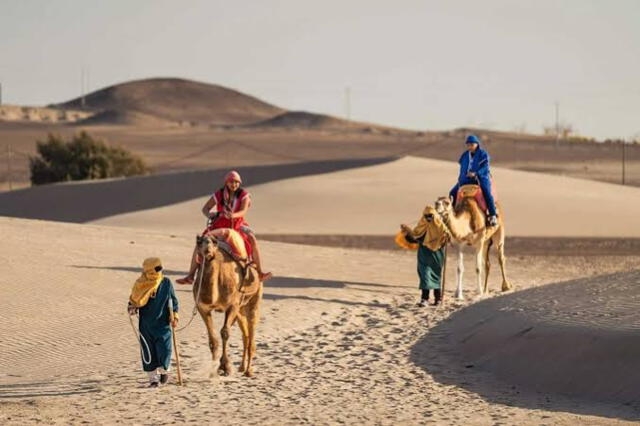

{"left": 449, "top": 177, "right": 497, "bottom": 217}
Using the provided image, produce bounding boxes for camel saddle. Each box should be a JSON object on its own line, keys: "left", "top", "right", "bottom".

{"left": 455, "top": 184, "right": 488, "bottom": 214}
{"left": 198, "top": 230, "right": 258, "bottom": 285}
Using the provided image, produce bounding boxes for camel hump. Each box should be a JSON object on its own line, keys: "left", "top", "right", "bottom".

{"left": 457, "top": 184, "right": 488, "bottom": 214}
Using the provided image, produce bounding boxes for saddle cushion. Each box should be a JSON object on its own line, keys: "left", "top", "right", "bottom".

{"left": 221, "top": 229, "right": 249, "bottom": 260}
{"left": 456, "top": 184, "right": 488, "bottom": 213}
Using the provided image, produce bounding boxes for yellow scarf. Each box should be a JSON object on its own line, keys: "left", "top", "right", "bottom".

{"left": 396, "top": 205, "right": 450, "bottom": 251}
{"left": 129, "top": 257, "right": 164, "bottom": 308}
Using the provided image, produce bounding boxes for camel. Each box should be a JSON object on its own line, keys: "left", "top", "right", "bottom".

{"left": 434, "top": 186, "right": 513, "bottom": 299}
{"left": 193, "top": 234, "right": 263, "bottom": 377}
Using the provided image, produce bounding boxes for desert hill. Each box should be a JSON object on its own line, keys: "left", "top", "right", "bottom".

{"left": 53, "top": 77, "right": 286, "bottom": 126}
{"left": 247, "top": 110, "right": 407, "bottom": 133}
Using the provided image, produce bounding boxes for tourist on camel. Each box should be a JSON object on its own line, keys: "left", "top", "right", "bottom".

{"left": 176, "top": 170, "right": 272, "bottom": 284}
{"left": 448, "top": 134, "right": 498, "bottom": 227}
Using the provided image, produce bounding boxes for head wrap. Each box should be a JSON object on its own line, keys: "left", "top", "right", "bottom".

{"left": 465, "top": 134, "right": 481, "bottom": 145}
{"left": 129, "top": 257, "right": 164, "bottom": 308}
{"left": 225, "top": 170, "right": 242, "bottom": 184}
{"left": 410, "top": 205, "right": 450, "bottom": 251}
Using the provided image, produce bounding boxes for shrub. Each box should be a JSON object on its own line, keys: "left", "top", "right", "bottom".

{"left": 29, "top": 131, "right": 149, "bottom": 185}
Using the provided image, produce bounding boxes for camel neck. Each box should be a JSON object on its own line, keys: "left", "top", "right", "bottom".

{"left": 444, "top": 208, "right": 473, "bottom": 241}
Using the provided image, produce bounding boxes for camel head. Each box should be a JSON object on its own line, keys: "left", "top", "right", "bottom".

{"left": 196, "top": 235, "right": 219, "bottom": 261}
{"left": 434, "top": 196, "right": 453, "bottom": 217}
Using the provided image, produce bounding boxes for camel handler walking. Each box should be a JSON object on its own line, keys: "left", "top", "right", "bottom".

{"left": 398, "top": 205, "right": 450, "bottom": 307}
{"left": 127, "top": 257, "right": 179, "bottom": 387}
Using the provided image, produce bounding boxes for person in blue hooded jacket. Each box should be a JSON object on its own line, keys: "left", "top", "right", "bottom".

{"left": 448, "top": 134, "right": 498, "bottom": 226}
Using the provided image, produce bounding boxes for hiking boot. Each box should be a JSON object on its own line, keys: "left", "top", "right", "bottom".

{"left": 433, "top": 289, "right": 442, "bottom": 306}
{"left": 160, "top": 373, "right": 169, "bottom": 384}
{"left": 417, "top": 299, "right": 428, "bottom": 307}
{"left": 487, "top": 215, "right": 498, "bottom": 227}
{"left": 148, "top": 381, "right": 159, "bottom": 388}
{"left": 176, "top": 276, "right": 194, "bottom": 285}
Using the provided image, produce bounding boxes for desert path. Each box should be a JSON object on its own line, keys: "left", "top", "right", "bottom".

{"left": 1, "top": 217, "right": 639, "bottom": 424}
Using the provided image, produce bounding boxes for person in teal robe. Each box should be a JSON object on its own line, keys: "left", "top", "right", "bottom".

{"left": 128, "top": 257, "right": 179, "bottom": 387}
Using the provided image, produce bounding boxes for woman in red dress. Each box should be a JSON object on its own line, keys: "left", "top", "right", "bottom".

{"left": 176, "top": 170, "right": 272, "bottom": 284}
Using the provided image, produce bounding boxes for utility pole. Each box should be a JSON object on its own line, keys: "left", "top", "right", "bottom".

{"left": 622, "top": 139, "right": 626, "bottom": 185}
{"left": 81, "top": 68, "right": 86, "bottom": 108}
{"left": 554, "top": 101, "right": 559, "bottom": 148}
{"left": 345, "top": 86, "right": 351, "bottom": 120}
{"left": 6, "top": 144, "right": 12, "bottom": 191}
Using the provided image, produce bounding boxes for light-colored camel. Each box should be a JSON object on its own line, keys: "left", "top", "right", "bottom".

{"left": 434, "top": 189, "right": 513, "bottom": 299}
{"left": 193, "top": 234, "right": 263, "bottom": 377}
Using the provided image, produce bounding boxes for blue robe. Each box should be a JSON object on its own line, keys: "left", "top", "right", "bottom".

{"left": 138, "top": 277, "right": 179, "bottom": 372}
{"left": 449, "top": 146, "right": 497, "bottom": 216}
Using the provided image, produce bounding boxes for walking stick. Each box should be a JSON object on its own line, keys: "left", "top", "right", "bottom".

{"left": 440, "top": 243, "right": 448, "bottom": 308}
{"left": 168, "top": 298, "right": 183, "bottom": 385}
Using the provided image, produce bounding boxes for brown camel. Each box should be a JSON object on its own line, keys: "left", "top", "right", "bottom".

{"left": 193, "top": 234, "right": 263, "bottom": 377}
{"left": 434, "top": 186, "right": 513, "bottom": 299}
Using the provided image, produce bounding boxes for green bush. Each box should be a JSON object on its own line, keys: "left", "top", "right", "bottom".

{"left": 29, "top": 131, "right": 149, "bottom": 185}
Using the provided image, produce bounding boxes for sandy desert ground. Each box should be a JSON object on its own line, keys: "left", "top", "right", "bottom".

{"left": 1, "top": 156, "right": 639, "bottom": 424}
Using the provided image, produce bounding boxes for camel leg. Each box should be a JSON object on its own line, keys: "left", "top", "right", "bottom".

{"left": 198, "top": 308, "right": 219, "bottom": 376}
{"left": 244, "top": 302, "right": 260, "bottom": 377}
{"left": 475, "top": 241, "right": 486, "bottom": 297}
{"left": 236, "top": 313, "right": 250, "bottom": 373}
{"left": 497, "top": 239, "right": 513, "bottom": 291}
{"left": 219, "top": 306, "right": 238, "bottom": 376}
{"left": 455, "top": 245, "right": 465, "bottom": 300}
{"left": 482, "top": 240, "right": 492, "bottom": 294}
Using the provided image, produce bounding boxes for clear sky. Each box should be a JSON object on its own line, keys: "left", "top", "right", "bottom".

{"left": 1, "top": 0, "right": 638, "bottom": 140}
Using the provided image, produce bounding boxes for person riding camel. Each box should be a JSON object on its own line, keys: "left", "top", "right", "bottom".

{"left": 176, "top": 170, "right": 272, "bottom": 284}
{"left": 448, "top": 134, "right": 498, "bottom": 227}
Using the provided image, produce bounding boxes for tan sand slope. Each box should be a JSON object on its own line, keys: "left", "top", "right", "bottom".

{"left": 0, "top": 157, "right": 395, "bottom": 222}
{"left": 93, "top": 156, "right": 640, "bottom": 238}
{"left": 1, "top": 216, "right": 639, "bottom": 423}
{"left": 420, "top": 269, "right": 640, "bottom": 404}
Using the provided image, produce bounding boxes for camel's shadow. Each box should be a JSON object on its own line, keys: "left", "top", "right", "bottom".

{"left": 70, "top": 265, "right": 399, "bottom": 307}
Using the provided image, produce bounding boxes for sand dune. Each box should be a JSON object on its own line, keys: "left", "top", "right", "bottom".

{"left": 92, "top": 156, "right": 640, "bottom": 238}
{"left": 1, "top": 216, "right": 638, "bottom": 424}
{"left": 0, "top": 157, "right": 395, "bottom": 223}
{"left": 421, "top": 269, "right": 640, "bottom": 406}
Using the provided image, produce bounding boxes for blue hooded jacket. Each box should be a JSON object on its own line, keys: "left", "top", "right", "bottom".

{"left": 456, "top": 141, "right": 491, "bottom": 186}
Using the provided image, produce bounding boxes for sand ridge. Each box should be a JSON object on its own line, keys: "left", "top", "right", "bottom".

{"left": 91, "top": 156, "right": 640, "bottom": 238}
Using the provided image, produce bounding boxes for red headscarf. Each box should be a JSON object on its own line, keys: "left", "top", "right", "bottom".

{"left": 225, "top": 170, "right": 242, "bottom": 184}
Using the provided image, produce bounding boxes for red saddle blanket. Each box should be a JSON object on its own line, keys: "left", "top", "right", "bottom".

{"left": 455, "top": 184, "right": 488, "bottom": 213}
{"left": 220, "top": 229, "right": 250, "bottom": 260}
